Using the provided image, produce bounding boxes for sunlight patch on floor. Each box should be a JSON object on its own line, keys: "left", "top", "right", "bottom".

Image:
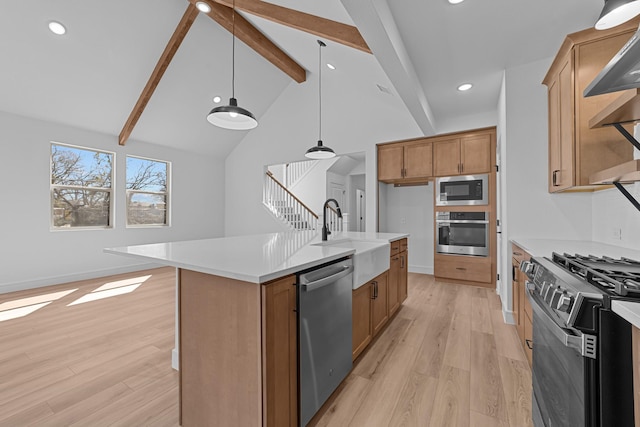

{"left": 0, "top": 288, "right": 78, "bottom": 322}
{"left": 67, "top": 275, "right": 151, "bottom": 306}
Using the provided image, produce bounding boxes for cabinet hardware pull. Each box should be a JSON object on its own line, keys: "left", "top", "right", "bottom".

{"left": 513, "top": 251, "right": 522, "bottom": 256}
{"left": 461, "top": 163, "right": 464, "bottom": 173}
{"left": 400, "top": 256, "right": 405, "bottom": 269}
{"left": 455, "top": 267, "right": 466, "bottom": 270}
{"left": 552, "top": 170, "right": 559, "bottom": 186}
{"left": 525, "top": 339, "right": 533, "bottom": 350}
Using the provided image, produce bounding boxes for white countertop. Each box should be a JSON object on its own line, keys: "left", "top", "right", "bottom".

{"left": 510, "top": 238, "right": 640, "bottom": 260}
{"left": 511, "top": 238, "right": 640, "bottom": 328}
{"left": 105, "top": 231, "right": 408, "bottom": 284}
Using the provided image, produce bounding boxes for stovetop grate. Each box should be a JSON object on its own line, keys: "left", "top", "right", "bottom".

{"left": 552, "top": 253, "right": 640, "bottom": 297}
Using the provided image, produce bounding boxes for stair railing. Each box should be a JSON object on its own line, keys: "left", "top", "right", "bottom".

{"left": 264, "top": 171, "right": 318, "bottom": 230}
{"left": 285, "top": 160, "right": 317, "bottom": 187}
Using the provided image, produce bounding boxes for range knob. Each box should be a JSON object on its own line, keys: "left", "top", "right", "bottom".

{"left": 556, "top": 294, "right": 573, "bottom": 313}
{"left": 550, "top": 287, "right": 563, "bottom": 308}
{"left": 520, "top": 261, "right": 537, "bottom": 278}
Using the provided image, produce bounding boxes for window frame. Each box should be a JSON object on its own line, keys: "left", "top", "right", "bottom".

{"left": 125, "top": 154, "right": 171, "bottom": 228}
{"left": 50, "top": 142, "right": 115, "bottom": 231}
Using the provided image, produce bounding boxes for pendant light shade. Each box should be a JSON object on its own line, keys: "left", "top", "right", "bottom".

{"left": 305, "top": 40, "right": 336, "bottom": 159}
{"left": 207, "top": 0, "right": 257, "bottom": 130}
{"left": 595, "top": 0, "right": 640, "bottom": 30}
{"left": 207, "top": 97, "right": 257, "bottom": 130}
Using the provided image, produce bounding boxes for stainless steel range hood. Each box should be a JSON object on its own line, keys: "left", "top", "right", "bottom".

{"left": 584, "top": 25, "right": 640, "bottom": 97}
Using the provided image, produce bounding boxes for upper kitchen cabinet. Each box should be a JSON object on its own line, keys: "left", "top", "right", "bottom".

{"left": 377, "top": 139, "right": 432, "bottom": 184}
{"left": 543, "top": 19, "right": 639, "bottom": 193}
{"left": 433, "top": 133, "right": 492, "bottom": 177}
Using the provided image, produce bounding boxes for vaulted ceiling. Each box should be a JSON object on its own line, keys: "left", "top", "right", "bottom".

{"left": 0, "top": 0, "right": 607, "bottom": 157}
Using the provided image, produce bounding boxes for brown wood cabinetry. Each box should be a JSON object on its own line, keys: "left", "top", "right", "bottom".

{"left": 371, "top": 271, "right": 389, "bottom": 337}
{"left": 399, "top": 249, "right": 408, "bottom": 303}
{"left": 262, "top": 275, "right": 298, "bottom": 426}
{"left": 179, "top": 270, "right": 297, "bottom": 427}
{"left": 512, "top": 244, "right": 533, "bottom": 367}
{"left": 434, "top": 254, "right": 492, "bottom": 285}
{"left": 433, "top": 134, "right": 492, "bottom": 176}
{"left": 352, "top": 282, "right": 373, "bottom": 361}
{"left": 543, "top": 20, "right": 638, "bottom": 192}
{"left": 388, "top": 255, "right": 400, "bottom": 317}
{"left": 377, "top": 140, "right": 432, "bottom": 184}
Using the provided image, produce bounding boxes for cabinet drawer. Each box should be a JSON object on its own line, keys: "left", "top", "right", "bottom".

{"left": 399, "top": 238, "right": 408, "bottom": 253}
{"left": 390, "top": 240, "right": 401, "bottom": 256}
{"left": 434, "top": 256, "right": 492, "bottom": 283}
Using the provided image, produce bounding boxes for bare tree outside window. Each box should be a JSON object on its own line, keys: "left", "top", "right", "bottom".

{"left": 126, "top": 156, "right": 169, "bottom": 226}
{"left": 51, "top": 143, "right": 114, "bottom": 229}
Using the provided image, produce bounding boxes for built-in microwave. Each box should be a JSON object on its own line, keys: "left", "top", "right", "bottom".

{"left": 436, "top": 211, "right": 489, "bottom": 257}
{"left": 435, "top": 174, "right": 488, "bottom": 206}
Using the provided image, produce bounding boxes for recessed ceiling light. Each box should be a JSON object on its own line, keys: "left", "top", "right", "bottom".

{"left": 48, "top": 21, "right": 66, "bottom": 35}
{"left": 213, "top": 96, "right": 221, "bottom": 103}
{"left": 326, "top": 63, "right": 336, "bottom": 70}
{"left": 448, "top": 0, "right": 465, "bottom": 4}
{"left": 457, "top": 83, "right": 473, "bottom": 91}
{"left": 195, "top": 2, "right": 211, "bottom": 13}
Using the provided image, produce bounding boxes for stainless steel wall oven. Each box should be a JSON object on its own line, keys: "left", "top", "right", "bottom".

{"left": 436, "top": 211, "right": 489, "bottom": 257}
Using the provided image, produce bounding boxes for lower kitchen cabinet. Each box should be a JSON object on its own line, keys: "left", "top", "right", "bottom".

{"left": 399, "top": 250, "right": 408, "bottom": 303}
{"left": 352, "top": 283, "right": 373, "bottom": 361}
{"left": 434, "top": 254, "right": 492, "bottom": 284}
{"left": 388, "top": 255, "right": 400, "bottom": 317}
{"left": 262, "top": 275, "right": 298, "bottom": 426}
{"left": 512, "top": 243, "right": 533, "bottom": 367}
{"left": 352, "top": 271, "right": 390, "bottom": 361}
{"left": 371, "top": 272, "right": 389, "bottom": 337}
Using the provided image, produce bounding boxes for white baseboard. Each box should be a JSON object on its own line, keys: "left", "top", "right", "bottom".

{"left": 408, "top": 265, "right": 434, "bottom": 275}
{"left": 502, "top": 308, "right": 516, "bottom": 325}
{"left": 0, "top": 262, "right": 161, "bottom": 294}
{"left": 172, "top": 348, "right": 179, "bottom": 371}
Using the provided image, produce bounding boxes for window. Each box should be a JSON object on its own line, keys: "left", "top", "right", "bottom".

{"left": 51, "top": 143, "right": 114, "bottom": 229}
{"left": 126, "top": 155, "right": 170, "bottom": 226}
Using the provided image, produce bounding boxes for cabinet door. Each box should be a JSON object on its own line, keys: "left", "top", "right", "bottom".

{"left": 524, "top": 311, "right": 533, "bottom": 367}
{"left": 399, "top": 250, "right": 408, "bottom": 303}
{"left": 388, "top": 255, "right": 400, "bottom": 317}
{"left": 371, "top": 272, "right": 389, "bottom": 337}
{"left": 433, "top": 138, "right": 461, "bottom": 176}
{"left": 512, "top": 259, "right": 523, "bottom": 341}
{"left": 404, "top": 141, "right": 432, "bottom": 179}
{"left": 352, "top": 284, "right": 372, "bottom": 361}
{"left": 378, "top": 144, "right": 404, "bottom": 181}
{"left": 262, "top": 276, "right": 297, "bottom": 427}
{"left": 460, "top": 134, "right": 491, "bottom": 174}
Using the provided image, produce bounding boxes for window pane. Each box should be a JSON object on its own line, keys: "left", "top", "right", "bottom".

{"left": 126, "top": 157, "right": 167, "bottom": 192}
{"left": 52, "top": 189, "right": 111, "bottom": 227}
{"left": 51, "top": 144, "right": 112, "bottom": 188}
{"left": 127, "top": 193, "right": 167, "bottom": 225}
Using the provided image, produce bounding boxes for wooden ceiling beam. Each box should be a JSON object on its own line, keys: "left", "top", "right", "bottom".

{"left": 188, "top": 0, "right": 306, "bottom": 83}
{"left": 213, "top": 0, "right": 371, "bottom": 54}
{"left": 119, "top": 4, "right": 199, "bottom": 146}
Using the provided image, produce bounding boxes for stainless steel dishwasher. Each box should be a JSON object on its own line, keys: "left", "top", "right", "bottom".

{"left": 297, "top": 256, "right": 353, "bottom": 427}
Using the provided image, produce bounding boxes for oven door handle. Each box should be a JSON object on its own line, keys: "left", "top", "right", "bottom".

{"left": 435, "top": 220, "right": 489, "bottom": 224}
{"left": 301, "top": 265, "right": 353, "bottom": 292}
{"left": 526, "top": 286, "right": 597, "bottom": 359}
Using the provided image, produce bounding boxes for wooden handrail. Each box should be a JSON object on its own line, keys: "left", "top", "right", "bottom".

{"left": 265, "top": 172, "right": 319, "bottom": 219}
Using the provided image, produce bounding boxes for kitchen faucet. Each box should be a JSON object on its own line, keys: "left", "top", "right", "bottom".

{"left": 322, "top": 199, "right": 342, "bottom": 241}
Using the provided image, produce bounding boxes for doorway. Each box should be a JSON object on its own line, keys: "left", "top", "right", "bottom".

{"left": 356, "top": 189, "right": 366, "bottom": 232}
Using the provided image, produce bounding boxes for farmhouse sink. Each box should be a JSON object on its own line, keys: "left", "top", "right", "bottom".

{"left": 313, "top": 239, "right": 390, "bottom": 289}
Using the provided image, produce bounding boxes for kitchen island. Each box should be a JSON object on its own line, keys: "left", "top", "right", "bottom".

{"left": 105, "top": 230, "right": 408, "bottom": 427}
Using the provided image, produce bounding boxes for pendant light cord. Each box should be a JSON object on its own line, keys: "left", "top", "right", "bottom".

{"left": 318, "top": 40, "right": 325, "bottom": 142}
{"left": 231, "top": 0, "right": 236, "bottom": 99}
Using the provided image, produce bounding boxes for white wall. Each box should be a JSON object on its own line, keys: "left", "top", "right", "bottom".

{"left": 499, "top": 57, "right": 594, "bottom": 319}
{"left": 225, "top": 67, "right": 422, "bottom": 237}
{"left": 379, "top": 183, "right": 434, "bottom": 274}
{"left": 592, "top": 133, "right": 640, "bottom": 250}
{"left": 0, "top": 111, "right": 225, "bottom": 292}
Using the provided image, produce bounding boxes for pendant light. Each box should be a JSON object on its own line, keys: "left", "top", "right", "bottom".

{"left": 305, "top": 40, "right": 336, "bottom": 159}
{"left": 595, "top": 0, "right": 640, "bottom": 30}
{"left": 207, "top": 0, "right": 257, "bottom": 130}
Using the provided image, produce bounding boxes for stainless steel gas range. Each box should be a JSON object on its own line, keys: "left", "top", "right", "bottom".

{"left": 521, "top": 252, "right": 638, "bottom": 427}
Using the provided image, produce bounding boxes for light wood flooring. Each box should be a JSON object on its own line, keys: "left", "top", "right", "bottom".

{"left": 0, "top": 269, "right": 531, "bottom": 426}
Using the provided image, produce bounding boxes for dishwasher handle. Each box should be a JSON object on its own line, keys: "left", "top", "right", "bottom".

{"left": 301, "top": 265, "right": 353, "bottom": 292}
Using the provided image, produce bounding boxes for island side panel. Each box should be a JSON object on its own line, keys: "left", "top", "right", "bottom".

{"left": 179, "top": 269, "right": 262, "bottom": 426}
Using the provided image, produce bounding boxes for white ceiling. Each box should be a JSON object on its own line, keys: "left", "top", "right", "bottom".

{"left": 0, "top": 0, "right": 609, "bottom": 157}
